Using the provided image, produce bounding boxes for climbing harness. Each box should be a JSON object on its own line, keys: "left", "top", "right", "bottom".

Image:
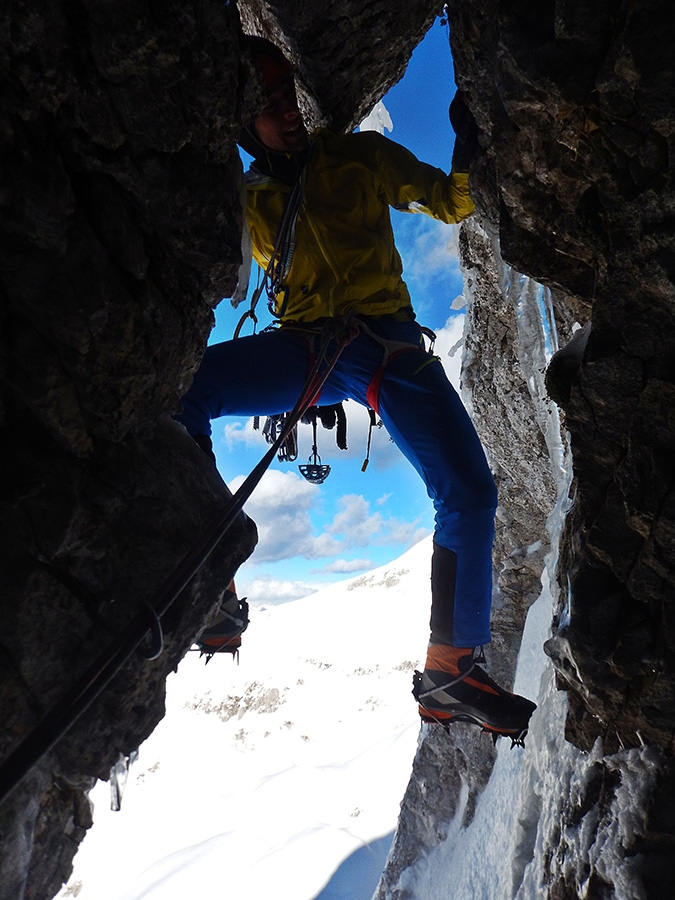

{"left": 0, "top": 320, "right": 356, "bottom": 806}
{"left": 358, "top": 318, "right": 437, "bottom": 415}
{"left": 252, "top": 316, "right": 437, "bottom": 481}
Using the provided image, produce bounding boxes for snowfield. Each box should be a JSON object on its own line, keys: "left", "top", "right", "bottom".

{"left": 58, "top": 509, "right": 657, "bottom": 900}
{"left": 59, "top": 537, "right": 433, "bottom": 900}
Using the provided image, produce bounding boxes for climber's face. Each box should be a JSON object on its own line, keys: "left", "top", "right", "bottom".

{"left": 254, "top": 77, "right": 308, "bottom": 154}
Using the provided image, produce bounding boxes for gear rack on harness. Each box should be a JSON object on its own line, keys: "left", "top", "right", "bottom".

{"left": 256, "top": 401, "right": 350, "bottom": 483}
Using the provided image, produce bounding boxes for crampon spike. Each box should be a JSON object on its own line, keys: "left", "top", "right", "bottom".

{"left": 483, "top": 726, "right": 528, "bottom": 748}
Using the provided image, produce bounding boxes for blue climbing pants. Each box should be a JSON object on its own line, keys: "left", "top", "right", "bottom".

{"left": 175, "top": 315, "right": 497, "bottom": 647}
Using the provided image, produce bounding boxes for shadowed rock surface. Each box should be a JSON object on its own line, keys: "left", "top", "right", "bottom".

{"left": 0, "top": 3, "right": 449, "bottom": 897}
{"left": 451, "top": 0, "right": 675, "bottom": 821}
{"left": 1, "top": 4, "right": 260, "bottom": 898}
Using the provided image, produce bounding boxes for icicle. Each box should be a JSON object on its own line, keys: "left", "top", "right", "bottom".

{"left": 109, "top": 749, "right": 138, "bottom": 812}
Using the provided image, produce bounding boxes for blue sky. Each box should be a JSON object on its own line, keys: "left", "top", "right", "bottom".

{"left": 208, "top": 16, "right": 468, "bottom": 605}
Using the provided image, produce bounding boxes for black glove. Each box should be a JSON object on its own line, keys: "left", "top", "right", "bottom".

{"left": 449, "top": 91, "right": 479, "bottom": 172}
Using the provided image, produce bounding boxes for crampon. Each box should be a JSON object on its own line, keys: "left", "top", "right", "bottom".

{"left": 412, "top": 654, "right": 536, "bottom": 748}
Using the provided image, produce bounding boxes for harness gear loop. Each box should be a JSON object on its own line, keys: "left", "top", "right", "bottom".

{"left": 361, "top": 408, "right": 381, "bottom": 472}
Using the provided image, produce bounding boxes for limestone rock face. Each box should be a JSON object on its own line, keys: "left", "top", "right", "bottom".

{"left": 1, "top": 0, "right": 255, "bottom": 451}
{"left": 459, "top": 220, "right": 565, "bottom": 686}
{"left": 238, "top": 0, "right": 440, "bottom": 132}
{"left": 380, "top": 1, "right": 675, "bottom": 894}
{"left": 1, "top": 4, "right": 259, "bottom": 898}
{"left": 375, "top": 217, "right": 568, "bottom": 900}
{"left": 0, "top": 419, "right": 256, "bottom": 900}
{"left": 449, "top": 0, "right": 675, "bottom": 757}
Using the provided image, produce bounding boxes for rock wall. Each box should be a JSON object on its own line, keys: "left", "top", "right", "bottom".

{"left": 450, "top": 0, "right": 675, "bottom": 793}
{"left": 0, "top": 4, "right": 260, "bottom": 898}
{"left": 238, "top": 0, "right": 439, "bottom": 132}
{"left": 0, "top": 2, "right": 446, "bottom": 898}
{"left": 381, "top": 0, "right": 675, "bottom": 894}
{"left": 375, "top": 217, "right": 570, "bottom": 899}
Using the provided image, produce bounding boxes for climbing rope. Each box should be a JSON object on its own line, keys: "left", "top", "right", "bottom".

{"left": 0, "top": 322, "right": 355, "bottom": 805}
{"left": 234, "top": 154, "right": 310, "bottom": 339}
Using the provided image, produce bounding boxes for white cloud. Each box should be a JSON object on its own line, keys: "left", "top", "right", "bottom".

{"left": 238, "top": 574, "right": 322, "bottom": 607}
{"left": 221, "top": 417, "right": 266, "bottom": 449}
{"left": 406, "top": 218, "right": 460, "bottom": 286}
{"left": 326, "top": 493, "right": 427, "bottom": 553}
{"left": 315, "top": 558, "right": 373, "bottom": 574}
{"left": 327, "top": 494, "right": 383, "bottom": 544}
{"left": 229, "top": 469, "right": 321, "bottom": 562}
{"left": 384, "top": 521, "right": 430, "bottom": 548}
{"left": 308, "top": 531, "right": 346, "bottom": 559}
{"left": 229, "top": 470, "right": 428, "bottom": 567}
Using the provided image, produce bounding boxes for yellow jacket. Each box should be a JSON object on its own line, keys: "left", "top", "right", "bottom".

{"left": 245, "top": 128, "right": 474, "bottom": 323}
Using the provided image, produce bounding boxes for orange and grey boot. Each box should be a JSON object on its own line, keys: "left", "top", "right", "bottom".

{"left": 194, "top": 581, "right": 249, "bottom": 663}
{"left": 412, "top": 644, "right": 536, "bottom": 745}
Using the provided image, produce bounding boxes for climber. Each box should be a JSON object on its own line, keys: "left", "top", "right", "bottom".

{"left": 194, "top": 580, "right": 249, "bottom": 662}
{"left": 176, "top": 36, "right": 536, "bottom": 741}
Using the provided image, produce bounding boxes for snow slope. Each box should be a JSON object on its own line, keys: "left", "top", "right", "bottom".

{"left": 59, "top": 537, "right": 433, "bottom": 900}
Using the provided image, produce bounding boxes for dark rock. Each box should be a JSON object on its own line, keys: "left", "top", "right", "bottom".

{"left": 378, "top": 0, "right": 675, "bottom": 894}
{"left": 1, "top": 3, "right": 260, "bottom": 896}
{"left": 239, "top": 0, "right": 440, "bottom": 132}
{"left": 2, "top": 1, "right": 448, "bottom": 895}
{"left": 448, "top": 0, "right": 675, "bottom": 757}
{"left": 0, "top": 416, "right": 256, "bottom": 900}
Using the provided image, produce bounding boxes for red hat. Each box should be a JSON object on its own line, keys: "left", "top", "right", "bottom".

{"left": 245, "top": 35, "right": 293, "bottom": 91}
